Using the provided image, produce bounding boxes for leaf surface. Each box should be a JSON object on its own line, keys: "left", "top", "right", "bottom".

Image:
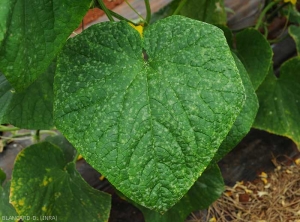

{"left": 235, "top": 29, "right": 273, "bottom": 90}
{"left": 0, "top": 0, "right": 90, "bottom": 91}
{"left": 151, "top": 0, "right": 226, "bottom": 24}
{"left": 133, "top": 163, "right": 224, "bottom": 222}
{"left": 10, "top": 142, "right": 111, "bottom": 222}
{"left": 54, "top": 16, "right": 245, "bottom": 212}
{"left": 253, "top": 57, "right": 300, "bottom": 147}
{"left": 289, "top": 25, "right": 300, "bottom": 55}
{"left": 0, "top": 62, "right": 55, "bottom": 129}
{"left": 0, "top": 169, "right": 18, "bottom": 220}
{"left": 214, "top": 53, "right": 259, "bottom": 162}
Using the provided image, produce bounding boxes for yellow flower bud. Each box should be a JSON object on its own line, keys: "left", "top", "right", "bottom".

{"left": 128, "top": 23, "right": 144, "bottom": 38}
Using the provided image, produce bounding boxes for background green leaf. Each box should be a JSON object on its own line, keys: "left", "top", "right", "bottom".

{"left": 235, "top": 28, "right": 273, "bottom": 90}
{"left": 54, "top": 16, "right": 245, "bottom": 212}
{"left": 284, "top": 4, "right": 300, "bottom": 24}
{"left": 0, "top": 169, "right": 18, "bottom": 221}
{"left": 133, "top": 163, "right": 224, "bottom": 222}
{"left": 45, "top": 134, "right": 77, "bottom": 163}
{"left": 0, "top": 0, "right": 90, "bottom": 91}
{"left": 289, "top": 25, "right": 300, "bottom": 55}
{"left": 253, "top": 57, "right": 300, "bottom": 147}
{"left": 10, "top": 142, "right": 111, "bottom": 222}
{"left": 0, "top": 62, "right": 55, "bottom": 129}
{"left": 179, "top": 0, "right": 227, "bottom": 24}
{"left": 213, "top": 53, "right": 259, "bottom": 162}
{"left": 151, "top": 0, "right": 226, "bottom": 24}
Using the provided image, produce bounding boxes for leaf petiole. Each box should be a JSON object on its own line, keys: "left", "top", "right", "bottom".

{"left": 124, "top": 0, "right": 146, "bottom": 23}
{"left": 255, "top": 0, "right": 281, "bottom": 30}
{"left": 173, "top": 0, "right": 188, "bottom": 15}
{"left": 97, "top": 0, "right": 115, "bottom": 22}
{"left": 109, "top": 9, "right": 139, "bottom": 25}
{"left": 0, "top": 125, "right": 20, "bottom": 132}
{"left": 144, "top": 0, "right": 151, "bottom": 24}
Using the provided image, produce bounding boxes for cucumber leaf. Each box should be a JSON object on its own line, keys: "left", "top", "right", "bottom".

{"left": 0, "top": 169, "right": 18, "bottom": 221}
{"left": 214, "top": 53, "right": 259, "bottom": 162}
{"left": 0, "top": 0, "right": 90, "bottom": 91}
{"left": 235, "top": 28, "right": 273, "bottom": 90}
{"left": 253, "top": 57, "right": 300, "bottom": 147}
{"left": 54, "top": 16, "right": 245, "bottom": 212}
{"left": 0, "top": 62, "right": 55, "bottom": 129}
{"left": 289, "top": 25, "right": 300, "bottom": 55}
{"left": 10, "top": 142, "right": 111, "bottom": 221}
{"left": 151, "top": 0, "right": 226, "bottom": 24}
{"left": 132, "top": 163, "right": 224, "bottom": 222}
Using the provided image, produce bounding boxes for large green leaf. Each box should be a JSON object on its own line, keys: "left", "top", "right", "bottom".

{"left": 132, "top": 163, "right": 224, "bottom": 222}
{"left": 151, "top": 0, "right": 226, "bottom": 24}
{"left": 0, "top": 62, "right": 55, "bottom": 129}
{"left": 253, "top": 57, "right": 300, "bottom": 147}
{"left": 10, "top": 142, "right": 111, "bottom": 222}
{"left": 54, "top": 16, "right": 245, "bottom": 212}
{"left": 0, "top": 169, "right": 18, "bottom": 221}
{"left": 289, "top": 25, "right": 300, "bottom": 55}
{"left": 0, "top": 0, "right": 90, "bottom": 91}
{"left": 213, "top": 53, "right": 259, "bottom": 162}
{"left": 235, "top": 28, "right": 273, "bottom": 90}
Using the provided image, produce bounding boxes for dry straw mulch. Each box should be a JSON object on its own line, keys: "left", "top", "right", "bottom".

{"left": 188, "top": 157, "right": 300, "bottom": 222}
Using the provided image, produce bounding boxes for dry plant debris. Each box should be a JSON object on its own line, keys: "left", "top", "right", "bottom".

{"left": 187, "top": 157, "right": 300, "bottom": 222}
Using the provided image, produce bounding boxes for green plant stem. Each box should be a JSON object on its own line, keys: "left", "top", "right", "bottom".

{"left": 73, "top": 152, "right": 80, "bottom": 164}
{"left": 124, "top": 0, "right": 145, "bottom": 22}
{"left": 97, "top": 0, "right": 115, "bottom": 22}
{"left": 268, "top": 5, "right": 291, "bottom": 44}
{"left": 109, "top": 9, "right": 138, "bottom": 25}
{"left": 144, "top": 0, "right": 151, "bottom": 24}
{"left": 267, "top": 2, "right": 288, "bottom": 22}
{"left": 173, "top": 0, "right": 188, "bottom": 15}
{"left": 40, "top": 130, "right": 58, "bottom": 136}
{"left": 255, "top": 0, "right": 280, "bottom": 30}
{"left": 0, "top": 125, "right": 20, "bottom": 132}
{"left": 0, "top": 130, "right": 58, "bottom": 143}
{"left": 35, "top": 130, "right": 40, "bottom": 142}
{"left": 1, "top": 134, "right": 32, "bottom": 139}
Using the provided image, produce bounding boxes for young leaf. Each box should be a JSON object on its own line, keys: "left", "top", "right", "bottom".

{"left": 0, "top": 62, "right": 55, "bottom": 129}
{"left": 10, "top": 142, "right": 111, "bottom": 221}
{"left": 0, "top": 0, "right": 90, "bottom": 91}
{"left": 151, "top": 0, "right": 227, "bottom": 25}
{"left": 253, "top": 57, "right": 300, "bottom": 147}
{"left": 131, "top": 163, "right": 224, "bottom": 222}
{"left": 54, "top": 16, "right": 245, "bottom": 212}
{"left": 179, "top": 0, "right": 227, "bottom": 24}
{"left": 235, "top": 28, "right": 273, "bottom": 90}
{"left": 213, "top": 53, "right": 259, "bottom": 162}
{"left": 289, "top": 25, "right": 300, "bottom": 55}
